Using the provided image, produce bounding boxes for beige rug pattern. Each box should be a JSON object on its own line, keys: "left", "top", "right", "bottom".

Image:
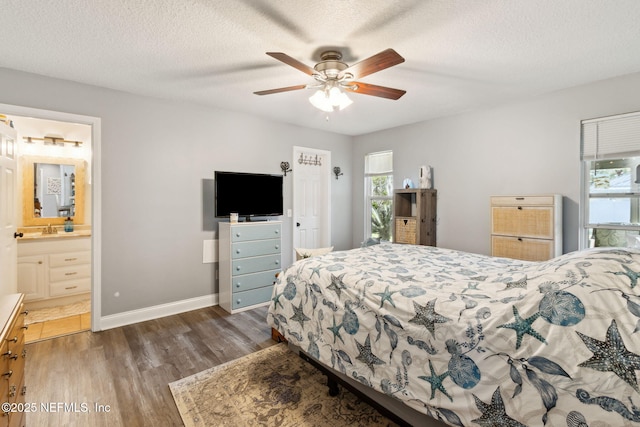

{"left": 169, "top": 344, "right": 398, "bottom": 427}
{"left": 25, "top": 299, "right": 91, "bottom": 325}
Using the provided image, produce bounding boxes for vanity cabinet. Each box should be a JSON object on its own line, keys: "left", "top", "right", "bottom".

{"left": 219, "top": 222, "right": 281, "bottom": 314}
{"left": 491, "top": 195, "right": 562, "bottom": 261}
{"left": 0, "top": 293, "right": 27, "bottom": 427}
{"left": 17, "top": 237, "right": 91, "bottom": 302}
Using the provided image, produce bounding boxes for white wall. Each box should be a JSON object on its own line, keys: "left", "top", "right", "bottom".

{"left": 352, "top": 71, "right": 640, "bottom": 255}
{"left": 0, "top": 68, "right": 352, "bottom": 317}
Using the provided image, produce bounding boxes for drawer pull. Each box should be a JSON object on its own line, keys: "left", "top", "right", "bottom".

{"left": 236, "top": 299, "right": 241, "bottom": 304}
{"left": 2, "top": 350, "right": 11, "bottom": 358}
{"left": 65, "top": 257, "right": 78, "bottom": 261}
{"left": 9, "top": 336, "right": 17, "bottom": 343}
{"left": 517, "top": 206, "right": 523, "bottom": 210}
{"left": 21, "top": 385, "right": 27, "bottom": 396}
{"left": 65, "top": 286, "right": 78, "bottom": 290}
{"left": 21, "top": 325, "right": 29, "bottom": 330}
{"left": 236, "top": 266, "right": 241, "bottom": 271}
{"left": 235, "top": 283, "right": 241, "bottom": 288}
{"left": 21, "top": 310, "right": 29, "bottom": 316}
{"left": 236, "top": 233, "right": 241, "bottom": 238}
{"left": 65, "top": 272, "right": 78, "bottom": 276}
{"left": 275, "top": 245, "right": 279, "bottom": 250}
{"left": 9, "top": 385, "right": 16, "bottom": 398}
{"left": 38, "top": 260, "right": 43, "bottom": 264}
{"left": 236, "top": 249, "right": 241, "bottom": 254}
{"left": 2, "top": 370, "right": 12, "bottom": 378}
{"left": 516, "top": 197, "right": 525, "bottom": 200}
{"left": 8, "top": 353, "right": 18, "bottom": 361}
{"left": 518, "top": 238, "right": 523, "bottom": 242}
{"left": 21, "top": 349, "right": 27, "bottom": 359}
{"left": 275, "top": 260, "right": 280, "bottom": 265}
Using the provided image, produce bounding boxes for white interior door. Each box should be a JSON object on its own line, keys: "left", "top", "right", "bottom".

{"left": 293, "top": 147, "right": 331, "bottom": 255}
{"left": 0, "top": 123, "right": 18, "bottom": 295}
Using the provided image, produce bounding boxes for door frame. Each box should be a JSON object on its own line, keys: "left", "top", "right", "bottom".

{"left": 292, "top": 146, "right": 331, "bottom": 259}
{"left": 0, "top": 103, "right": 102, "bottom": 331}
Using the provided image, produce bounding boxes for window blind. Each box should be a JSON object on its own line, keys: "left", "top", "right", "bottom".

{"left": 365, "top": 150, "right": 393, "bottom": 174}
{"left": 581, "top": 111, "right": 640, "bottom": 160}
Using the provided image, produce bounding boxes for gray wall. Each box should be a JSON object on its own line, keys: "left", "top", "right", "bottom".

{"left": 0, "top": 68, "right": 352, "bottom": 316}
{"left": 352, "top": 71, "right": 640, "bottom": 255}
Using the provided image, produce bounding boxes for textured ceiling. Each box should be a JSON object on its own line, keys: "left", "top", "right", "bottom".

{"left": 2, "top": 1, "right": 640, "bottom": 135}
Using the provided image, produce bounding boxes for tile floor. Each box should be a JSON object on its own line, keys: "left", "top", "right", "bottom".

{"left": 25, "top": 312, "right": 91, "bottom": 343}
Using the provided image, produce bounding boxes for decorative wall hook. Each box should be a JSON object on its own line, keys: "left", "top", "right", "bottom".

{"left": 280, "top": 161, "right": 292, "bottom": 176}
{"left": 333, "top": 166, "right": 343, "bottom": 180}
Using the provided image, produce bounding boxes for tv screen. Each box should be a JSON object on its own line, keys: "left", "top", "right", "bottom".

{"left": 215, "top": 171, "right": 283, "bottom": 218}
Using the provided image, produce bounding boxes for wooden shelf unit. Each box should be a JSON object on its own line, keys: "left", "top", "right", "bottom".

{"left": 393, "top": 189, "right": 437, "bottom": 246}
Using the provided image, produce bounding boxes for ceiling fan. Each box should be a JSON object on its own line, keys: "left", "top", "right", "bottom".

{"left": 254, "top": 48, "right": 406, "bottom": 112}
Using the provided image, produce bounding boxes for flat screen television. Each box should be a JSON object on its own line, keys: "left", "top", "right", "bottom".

{"left": 214, "top": 171, "right": 283, "bottom": 219}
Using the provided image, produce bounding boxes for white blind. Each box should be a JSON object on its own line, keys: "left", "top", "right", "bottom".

{"left": 581, "top": 111, "right": 640, "bottom": 160}
{"left": 365, "top": 150, "right": 393, "bottom": 174}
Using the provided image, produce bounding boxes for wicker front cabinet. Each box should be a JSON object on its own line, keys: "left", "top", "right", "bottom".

{"left": 490, "top": 195, "right": 562, "bottom": 261}
{"left": 393, "top": 189, "right": 437, "bottom": 246}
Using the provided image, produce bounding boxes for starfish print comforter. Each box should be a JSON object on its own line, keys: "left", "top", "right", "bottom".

{"left": 267, "top": 244, "right": 640, "bottom": 426}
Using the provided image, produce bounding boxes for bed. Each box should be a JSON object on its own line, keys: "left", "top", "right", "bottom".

{"left": 267, "top": 243, "right": 640, "bottom": 426}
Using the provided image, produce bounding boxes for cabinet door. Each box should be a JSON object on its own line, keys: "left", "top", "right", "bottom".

{"left": 17, "top": 255, "right": 46, "bottom": 301}
{"left": 491, "top": 206, "right": 554, "bottom": 239}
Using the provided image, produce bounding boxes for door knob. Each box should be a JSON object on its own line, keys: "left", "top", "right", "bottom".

{"left": 14, "top": 232, "right": 23, "bottom": 238}
{"left": 296, "top": 222, "right": 301, "bottom": 227}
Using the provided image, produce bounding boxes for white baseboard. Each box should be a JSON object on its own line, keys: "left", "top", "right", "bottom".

{"left": 98, "top": 294, "right": 219, "bottom": 331}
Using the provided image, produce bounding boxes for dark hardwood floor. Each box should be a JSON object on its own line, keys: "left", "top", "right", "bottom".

{"left": 25, "top": 305, "right": 275, "bottom": 426}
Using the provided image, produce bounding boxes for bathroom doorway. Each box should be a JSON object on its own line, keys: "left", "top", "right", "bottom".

{"left": 2, "top": 104, "right": 101, "bottom": 340}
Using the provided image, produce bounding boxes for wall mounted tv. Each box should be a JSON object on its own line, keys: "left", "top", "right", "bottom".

{"left": 214, "top": 171, "right": 283, "bottom": 220}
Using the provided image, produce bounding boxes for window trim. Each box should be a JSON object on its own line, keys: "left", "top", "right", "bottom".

{"left": 364, "top": 151, "right": 393, "bottom": 241}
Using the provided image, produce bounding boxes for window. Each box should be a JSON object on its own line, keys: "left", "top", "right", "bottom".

{"left": 365, "top": 151, "right": 393, "bottom": 241}
{"left": 581, "top": 112, "right": 640, "bottom": 248}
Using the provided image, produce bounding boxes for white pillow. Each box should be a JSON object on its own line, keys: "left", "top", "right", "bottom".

{"left": 295, "top": 246, "right": 334, "bottom": 261}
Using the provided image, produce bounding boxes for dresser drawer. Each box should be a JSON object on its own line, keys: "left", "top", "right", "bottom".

{"left": 232, "top": 254, "right": 281, "bottom": 276}
{"left": 49, "top": 251, "right": 91, "bottom": 267}
{"left": 49, "top": 264, "right": 91, "bottom": 283}
{"left": 491, "top": 206, "right": 554, "bottom": 239}
{"left": 232, "top": 239, "right": 281, "bottom": 259}
{"left": 49, "top": 278, "right": 91, "bottom": 297}
{"left": 232, "top": 286, "right": 273, "bottom": 310}
{"left": 232, "top": 269, "right": 280, "bottom": 292}
{"left": 231, "top": 223, "right": 281, "bottom": 242}
{"left": 491, "top": 195, "right": 556, "bottom": 207}
{"left": 492, "top": 236, "right": 554, "bottom": 262}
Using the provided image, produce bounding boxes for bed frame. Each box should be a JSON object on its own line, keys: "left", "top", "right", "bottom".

{"left": 272, "top": 328, "right": 448, "bottom": 427}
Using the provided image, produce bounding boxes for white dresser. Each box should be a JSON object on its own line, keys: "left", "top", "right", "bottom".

{"left": 17, "top": 236, "right": 91, "bottom": 302}
{"left": 491, "top": 195, "right": 562, "bottom": 261}
{"left": 219, "top": 221, "right": 281, "bottom": 314}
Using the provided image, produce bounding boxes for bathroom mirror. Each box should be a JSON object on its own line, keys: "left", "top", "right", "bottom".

{"left": 22, "top": 156, "right": 86, "bottom": 226}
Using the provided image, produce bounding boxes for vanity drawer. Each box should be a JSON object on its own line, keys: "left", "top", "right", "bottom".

{"left": 232, "top": 239, "right": 280, "bottom": 259}
{"left": 49, "top": 251, "right": 91, "bottom": 267}
{"left": 232, "top": 254, "right": 281, "bottom": 276}
{"left": 231, "top": 223, "right": 281, "bottom": 242}
{"left": 49, "top": 278, "right": 91, "bottom": 297}
{"left": 232, "top": 269, "right": 280, "bottom": 292}
{"left": 232, "top": 286, "right": 274, "bottom": 310}
{"left": 49, "top": 264, "right": 91, "bottom": 283}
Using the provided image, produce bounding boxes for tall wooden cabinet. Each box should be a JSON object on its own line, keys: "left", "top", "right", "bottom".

{"left": 0, "top": 293, "right": 27, "bottom": 427}
{"left": 219, "top": 221, "right": 282, "bottom": 314}
{"left": 393, "top": 189, "right": 437, "bottom": 246}
{"left": 491, "top": 195, "right": 562, "bottom": 261}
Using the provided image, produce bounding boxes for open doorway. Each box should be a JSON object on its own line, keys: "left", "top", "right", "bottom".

{"left": 3, "top": 106, "right": 100, "bottom": 341}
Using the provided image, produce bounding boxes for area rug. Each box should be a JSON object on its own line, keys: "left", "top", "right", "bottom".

{"left": 169, "top": 344, "right": 398, "bottom": 426}
{"left": 25, "top": 299, "right": 90, "bottom": 325}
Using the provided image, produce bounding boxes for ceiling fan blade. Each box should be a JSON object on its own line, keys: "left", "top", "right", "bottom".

{"left": 343, "top": 82, "right": 406, "bottom": 100}
{"left": 254, "top": 84, "right": 308, "bottom": 95}
{"left": 266, "top": 52, "right": 316, "bottom": 76}
{"left": 341, "top": 48, "right": 405, "bottom": 79}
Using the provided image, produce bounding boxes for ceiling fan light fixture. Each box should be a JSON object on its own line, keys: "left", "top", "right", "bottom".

{"left": 309, "top": 86, "right": 352, "bottom": 112}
